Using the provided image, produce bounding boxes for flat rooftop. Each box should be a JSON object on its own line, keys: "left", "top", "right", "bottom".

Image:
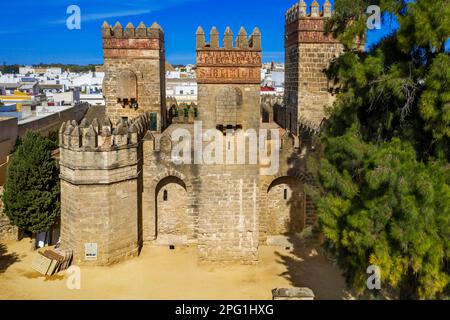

{"left": 0, "top": 116, "right": 17, "bottom": 123}
{"left": 18, "top": 105, "right": 76, "bottom": 125}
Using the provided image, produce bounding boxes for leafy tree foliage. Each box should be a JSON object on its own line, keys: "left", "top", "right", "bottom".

{"left": 0, "top": 63, "right": 96, "bottom": 74}
{"left": 0, "top": 63, "right": 20, "bottom": 74}
{"left": 3, "top": 132, "right": 60, "bottom": 234}
{"left": 309, "top": 0, "right": 450, "bottom": 299}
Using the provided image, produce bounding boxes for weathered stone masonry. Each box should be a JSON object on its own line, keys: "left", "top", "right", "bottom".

{"left": 59, "top": 0, "right": 345, "bottom": 266}
{"left": 59, "top": 116, "right": 148, "bottom": 265}
{"left": 194, "top": 26, "right": 262, "bottom": 262}
{"left": 284, "top": 0, "right": 343, "bottom": 134}
{"left": 102, "top": 22, "right": 166, "bottom": 131}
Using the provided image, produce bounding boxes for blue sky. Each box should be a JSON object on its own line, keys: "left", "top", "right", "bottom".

{"left": 0, "top": 0, "right": 397, "bottom": 65}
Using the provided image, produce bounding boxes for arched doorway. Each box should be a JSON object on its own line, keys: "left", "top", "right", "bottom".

{"left": 155, "top": 176, "right": 190, "bottom": 244}
{"left": 267, "top": 176, "right": 305, "bottom": 235}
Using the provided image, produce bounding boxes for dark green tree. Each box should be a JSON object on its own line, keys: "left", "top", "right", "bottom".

{"left": 308, "top": 0, "right": 450, "bottom": 299}
{"left": 3, "top": 131, "right": 60, "bottom": 235}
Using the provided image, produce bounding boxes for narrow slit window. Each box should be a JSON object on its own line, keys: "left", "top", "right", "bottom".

{"left": 163, "top": 190, "right": 168, "bottom": 202}
{"left": 283, "top": 189, "right": 288, "bottom": 200}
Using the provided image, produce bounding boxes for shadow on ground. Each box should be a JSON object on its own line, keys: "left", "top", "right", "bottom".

{"left": 275, "top": 237, "right": 352, "bottom": 300}
{"left": 0, "top": 243, "right": 20, "bottom": 273}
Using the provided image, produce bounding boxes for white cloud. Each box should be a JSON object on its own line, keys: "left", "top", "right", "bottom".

{"left": 51, "top": 0, "right": 202, "bottom": 24}
{"left": 52, "top": 9, "right": 154, "bottom": 24}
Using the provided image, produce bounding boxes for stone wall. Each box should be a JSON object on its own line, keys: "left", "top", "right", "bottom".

{"left": 0, "top": 103, "right": 88, "bottom": 186}
{"left": 57, "top": 111, "right": 316, "bottom": 266}
{"left": 155, "top": 176, "right": 193, "bottom": 245}
{"left": 17, "top": 103, "right": 89, "bottom": 138}
{"left": 102, "top": 22, "right": 166, "bottom": 131}
{"left": 258, "top": 129, "right": 317, "bottom": 243}
{"left": 284, "top": 45, "right": 300, "bottom": 134}
{"left": 0, "top": 117, "right": 18, "bottom": 186}
{"left": 297, "top": 42, "right": 343, "bottom": 127}
{"left": 0, "top": 187, "right": 20, "bottom": 242}
{"left": 58, "top": 17, "right": 321, "bottom": 266}
{"left": 267, "top": 176, "right": 305, "bottom": 235}
{"left": 141, "top": 124, "right": 263, "bottom": 260}
{"left": 141, "top": 122, "right": 317, "bottom": 250}
{"left": 60, "top": 179, "right": 139, "bottom": 265}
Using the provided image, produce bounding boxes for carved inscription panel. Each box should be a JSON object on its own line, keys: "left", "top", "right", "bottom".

{"left": 196, "top": 50, "right": 261, "bottom": 84}
{"left": 197, "top": 51, "right": 261, "bottom": 66}
{"left": 103, "top": 38, "right": 160, "bottom": 50}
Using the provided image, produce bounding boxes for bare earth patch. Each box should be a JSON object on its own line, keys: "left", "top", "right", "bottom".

{"left": 0, "top": 239, "right": 353, "bottom": 300}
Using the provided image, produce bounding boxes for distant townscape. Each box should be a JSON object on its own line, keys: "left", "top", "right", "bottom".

{"left": 0, "top": 62, "right": 284, "bottom": 184}
{"left": 0, "top": 61, "right": 284, "bottom": 109}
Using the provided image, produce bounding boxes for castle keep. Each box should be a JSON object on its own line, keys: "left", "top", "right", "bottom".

{"left": 59, "top": 1, "right": 342, "bottom": 265}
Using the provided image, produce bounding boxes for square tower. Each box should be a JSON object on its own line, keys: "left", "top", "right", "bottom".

{"left": 195, "top": 26, "right": 263, "bottom": 262}
{"left": 196, "top": 26, "right": 262, "bottom": 132}
{"left": 102, "top": 21, "right": 166, "bottom": 132}
{"left": 284, "top": 0, "right": 343, "bottom": 134}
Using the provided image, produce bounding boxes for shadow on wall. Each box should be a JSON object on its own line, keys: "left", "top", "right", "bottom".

{"left": 0, "top": 243, "right": 20, "bottom": 273}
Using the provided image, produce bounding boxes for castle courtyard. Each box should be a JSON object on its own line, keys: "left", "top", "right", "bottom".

{"left": 0, "top": 239, "right": 351, "bottom": 300}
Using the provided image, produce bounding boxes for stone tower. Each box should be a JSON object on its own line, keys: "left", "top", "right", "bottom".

{"left": 284, "top": 0, "right": 343, "bottom": 134}
{"left": 59, "top": 115, "right": 149, "bottom": 265}
{"left": 102, "top": 21, "right": 166, "bottom": 132}
{"left": 195, "top": 26, "right": 262, "bottom": 262}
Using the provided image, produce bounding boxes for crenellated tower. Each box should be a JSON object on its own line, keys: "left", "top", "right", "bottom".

{"left": 59, "top": 114, "right": 150, "bottom": 265}
{"left": 196, "top": 26, "right": 262, "bottom": 132}
{"left": 102, "top": 21, "right": 166, "bottom": 132}
{"left": 195, "top": 26, "right": 262, "bottom": 262}
{"left": 57, "top": 9, "right": 335, "bottom": 268}
{"left": 284, "top": 0, "right": 343, "bottom": 134}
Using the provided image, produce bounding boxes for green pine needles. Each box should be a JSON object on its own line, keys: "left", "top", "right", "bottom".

{"left": 3, "top": 131, "right": 60, "bottom": 235}
{"left": 308, "top": 0, "right": 450, "bottom": 299}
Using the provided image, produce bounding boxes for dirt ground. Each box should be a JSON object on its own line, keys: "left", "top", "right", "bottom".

{"left": 0, "top": 238, "right": 353, "bottom": 300}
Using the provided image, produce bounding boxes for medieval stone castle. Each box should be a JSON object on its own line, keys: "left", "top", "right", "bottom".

{"left": 58, "top": 0, "right": 347, "bottom": 265}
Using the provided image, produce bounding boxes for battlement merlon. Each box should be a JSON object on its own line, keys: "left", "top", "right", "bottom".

{"left": 102, "top": 21, "right": 164, "bottom": 39}
{"left": 58, "top": 113, "right": 150, "bottom": 185}
{"left": 59, "top": 113, "right": 149, "bottom": 152}
{"left": 196, "top": 26, "right": 261, "bottom": 51}
{"left": 285, "top": 0, "right": 332, "bottom": 24}
{"left": 284, "top": 1, "right": 341, "bottom": 46}
{"left": 102, "top": 22, "right": 164, "bottom": 59}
